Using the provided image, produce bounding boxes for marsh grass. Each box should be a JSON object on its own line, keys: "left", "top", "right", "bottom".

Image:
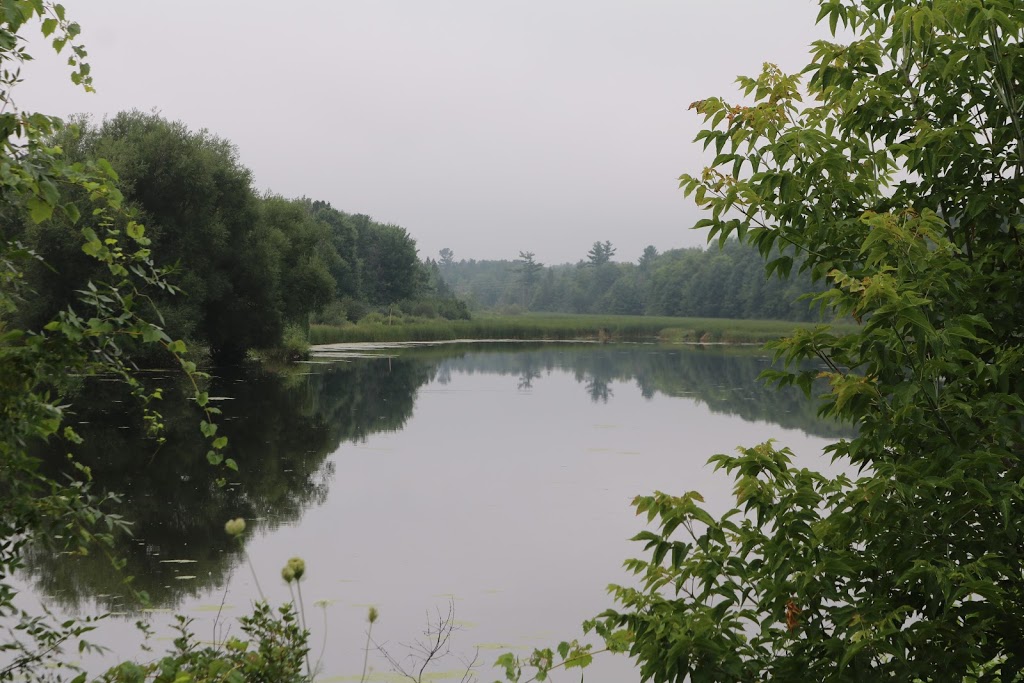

{"left": 310, "top": 314, "right": 855, "bottom": 345}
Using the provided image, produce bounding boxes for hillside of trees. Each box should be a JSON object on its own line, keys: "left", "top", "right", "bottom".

{"left": 4, "top": 110, "right": 467, "bottom": 362}
{"left": 435, "top": 238, "right": 826, "bottom": 321}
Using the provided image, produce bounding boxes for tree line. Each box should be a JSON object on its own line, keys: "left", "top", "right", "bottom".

{"left": 436, "top": 238, "right": 827, "bottom": 321}
{"left": 6, "top": 108, "right": 832, "bottom": 369}
{"left": 5, "top": 110, "right": 467, "bottom": 363}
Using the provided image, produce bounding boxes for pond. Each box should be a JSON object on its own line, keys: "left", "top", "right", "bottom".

{"left": 13, "top": 342, "right": 852, "bottom": 682}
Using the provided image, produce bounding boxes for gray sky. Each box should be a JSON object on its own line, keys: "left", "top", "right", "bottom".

{"left": 19, "top": 1, "right": 832, "bottom": 265}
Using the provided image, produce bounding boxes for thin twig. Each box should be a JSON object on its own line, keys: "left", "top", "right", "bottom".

{"left": 360, "top": 621, "right": 375, "bottom": 683}
{"left": 212, "top": 583, "right": 231, "bottom": 647}
{"left": 295, "top": 580, "right": 313, "bottom": 677}
{"left": 242, "top": 548, "right": 266, "bottom": 603}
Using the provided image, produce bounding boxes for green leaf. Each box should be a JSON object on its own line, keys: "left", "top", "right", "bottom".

{"left": 495, "top": 652, "right": 520, "bottom": 682}
{"left": 61, "top": 201, "right": 81, "bottom": 224}
{"left": 27, "top": 195, "right": 53, "bottom": 223}
{"left": 564, "top": 649, "right": 592, "bottom": 669}
{"left": 81, "top": 238, "right": 102, "bottom": 257}
{"left": 96, "top": 157, "right": 119, "bottom": 181}
{"left": 141, "top": 325, "right": 167, "bottom": 343}
{"left": 126, "top": 220, "right": 144, "bottom": 241}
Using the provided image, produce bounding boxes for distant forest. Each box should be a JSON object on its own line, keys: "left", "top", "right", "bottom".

{"left": 433, "top": 239, "right": 826, "bottom": 321}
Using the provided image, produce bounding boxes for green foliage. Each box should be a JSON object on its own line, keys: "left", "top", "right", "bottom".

{"left": 578, "top": 1, "right": 1024, "bottom": 681}
{"left": 0, "top": 5, "right": 237, "bottom": 680}
{"left": 495, "top": 639, "right": 608, "bottom": 683}
{"left": 645, "top": 239, "right": 819, "bottom": 320}
{"left": 257, "top": 196, "right": 338, "bottom": 333}
{"left": 403, "top": 258, "right": 471, "bottom": 320}
{"left": 98, "top": 604, "right": 308, "bottom": 683}
{"left": 281, "top": 324, "right": 311, "bottom": 361}
{"left": 514, "top": 251, "right": 544, "bottom": 307}
{"left": 301, "top": 201, "right": 468, "bottom": 325}
{"left": 356, "top": 219, "right": 421, "bottom": 305}
{"left": 11, "top": 110, "right": 272, "bottom": 361}
{"left": 11, "top": 118, "right": 465, "bottom": 362}
{"left": 440, "top": 239, "right": 827, "bottom": 320}
{"left": 585, "top": 240, "right": 616, "bottom": 267}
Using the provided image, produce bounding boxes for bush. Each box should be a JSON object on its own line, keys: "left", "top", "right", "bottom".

{"left": 360, "top": 311, "right": 390, "bottom": 325}
{"left": 281, "top": 324, "right": 310, "bottom": 360}
{"left": 406, "top": 299, "right": 437, "bottom": 318}
{"left": 312, "top": 300, "right": 351, "bottom": 327}
{"left": 99, "top": 604, "right": 309, "bottom": 683}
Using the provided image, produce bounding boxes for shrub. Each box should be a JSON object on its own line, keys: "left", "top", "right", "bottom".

{"left": 281, "top": 324, "right": 310, "bottom": 360}
{"left": 98, "top": 604, "right": 309, "bottom": 683}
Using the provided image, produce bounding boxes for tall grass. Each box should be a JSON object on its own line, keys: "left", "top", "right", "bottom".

{"left": 309, "top": 314, "right": 856, "bottom": 345}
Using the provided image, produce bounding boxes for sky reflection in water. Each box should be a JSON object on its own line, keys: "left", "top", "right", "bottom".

{"left": 18, "top": 343, "right": 850, "bottom": 682}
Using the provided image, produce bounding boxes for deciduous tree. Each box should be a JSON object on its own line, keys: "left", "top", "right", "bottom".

{"left": 589, "top": 1, "right": 1024, "bottom": 680}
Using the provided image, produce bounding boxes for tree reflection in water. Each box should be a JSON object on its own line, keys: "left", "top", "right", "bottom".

{"left": 25, "top": 358, "right": 435, "bottom": 610}
{"left": 23, "top": 343, "right": 849, "bottom": 612}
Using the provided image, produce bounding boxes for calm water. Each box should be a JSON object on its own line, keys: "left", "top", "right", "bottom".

{"left": 15, "top": 342, "right": 851, "bottom": 682}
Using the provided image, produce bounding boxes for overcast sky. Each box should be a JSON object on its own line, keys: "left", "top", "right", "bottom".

{"left": 19, "top": 1, "right": 833, "bottom": 264}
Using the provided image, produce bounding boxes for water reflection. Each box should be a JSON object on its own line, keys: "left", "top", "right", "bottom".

{"left": 26, "top": 358, "right": 436, "bottom": 610}
{"left": 24, "top": 343, "right": 847, "bottom": 614}
{"left": 420, "top": 344, "right": 851, "bottom": 439}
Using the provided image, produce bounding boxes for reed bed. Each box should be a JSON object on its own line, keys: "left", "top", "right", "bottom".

{"left": 309, "top": 314, "right": 855, "bottom": 346}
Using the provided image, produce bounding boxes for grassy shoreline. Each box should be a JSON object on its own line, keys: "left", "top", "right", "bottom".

{"left": 310, "top": 314, "right": 854, "bottom": 346}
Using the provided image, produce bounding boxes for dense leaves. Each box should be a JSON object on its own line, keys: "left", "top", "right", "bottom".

{"left": 303, "top": 201, "right": 468, "bottom": 325}
{"left": 587, "top": 1, "right": 1024, "bottom": 681}
{"left": 8, "top": 112, "right": 464, "bottom": 362}
{"left": 98, "top": 605, "right": 308, "bottom": 683}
